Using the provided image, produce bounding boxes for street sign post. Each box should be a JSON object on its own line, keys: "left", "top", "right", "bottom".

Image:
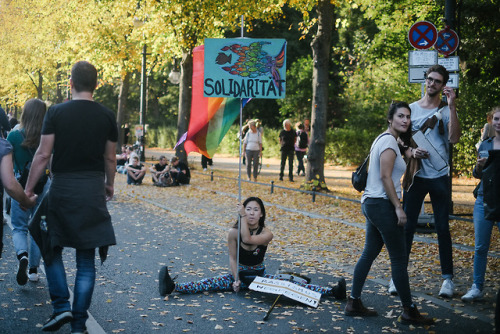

{"left": 408, "top": 21, "right": 438, "bottom": 50}
{"left": 436, "top": 27, "right": 459, "bottom": 56}
{"left": 409, "top": 50, "right": 438, "bottom": 66}
{"left": 438, "top": 56, "right": 460, "bottom": 72}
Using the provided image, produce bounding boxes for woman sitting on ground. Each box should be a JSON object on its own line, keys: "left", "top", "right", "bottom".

{"left": 345, "top": 101, "right": 434, "bottom": 326}
{"left": 159, "top": 196, "right": 346, "bottom": 298}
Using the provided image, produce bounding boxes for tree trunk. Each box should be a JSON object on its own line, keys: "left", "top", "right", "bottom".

{"left": 37, "top": 70, "right": 43, "bottom": 100}
{"left": 176, "top": 50, "right": 193, "bottom": 164}
{"left": 306, "top": 0, "right": 334, "bottom": 190}
{"left": 116, "top": 72, "right": 131, "bottom": 152}
{"left": 55, "top": 63, "right": 63, "bottom": 104}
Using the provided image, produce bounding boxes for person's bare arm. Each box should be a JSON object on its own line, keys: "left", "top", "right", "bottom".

{"left": 380, "top": 149, "right": 406, "bottom": 226}
{"left": 25, "top": 134, "right": 54, "bottom": 197}
{"left": 2, "top": 154, "right": 36, "bottom": 208}
{"left": 444, "top": 87, "right": 461, "bottom": 144}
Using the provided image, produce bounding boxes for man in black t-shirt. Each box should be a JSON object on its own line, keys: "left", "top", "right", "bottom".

{"left": 279, "top": 119, "right": 296, "bottom": 181}
{"left": 127, "top": 156, "right": 146, "bottom": 185}
{"left": 150, "top": 155, "right": 169, "bottom": 184}
{"left": 25, "top": 61, "right": 117, "bottom": 333}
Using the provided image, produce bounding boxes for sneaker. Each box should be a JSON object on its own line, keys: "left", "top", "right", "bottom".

{"left": 203, "top": 168, "right": 207, "bottom": 171}
{"left": 159, "top": 266, "right": 176, "bottom": 296}
{"left": 16, "top": 256, "right": 29, "bottom": 286}
{"left": 439, "top": 279, "right": 454, "bottom": 298}
{"left": 42, "top": 311, "right": 73, "bottom": 331}
{"left": 28, "top": 272, "right": 39, "bottom": 282}
{"left": 461, "top": 284, "right": 484, "bottom": 302}
{"left": 71, "top": 330, "right": 88, "bottom": 334}
{"left": 388, "top": 279, "right": 398, "bottom": 295}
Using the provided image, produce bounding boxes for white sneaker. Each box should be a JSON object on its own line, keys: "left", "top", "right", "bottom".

{"left": 461, "top": 284, "right": 483, "bottom": 302}
{"left": 203, "top": 168, "right": 207, "bottom": 171}
{"left": 439, "top": 278, "right": 455, "bottom": 298}
{"left": 28, "top": 273, "right": 39, "bottom": 282}
{"left": 388, "top": 279, "right": 398, "bottom": 295}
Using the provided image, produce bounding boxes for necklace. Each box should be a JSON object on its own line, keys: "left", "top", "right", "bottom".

{"left": 249, "top": 227, "right": 259, "bottom": 235}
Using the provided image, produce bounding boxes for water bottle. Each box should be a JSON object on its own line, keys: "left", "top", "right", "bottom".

{"left": 40, "top": 215, "right": 48, "bottom": 232}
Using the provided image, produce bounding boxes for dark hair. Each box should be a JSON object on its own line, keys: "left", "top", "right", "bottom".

{"left": 170, "top": 156, "right": 179, "bottom": 164}
{"left": 233, "top": 197, "right": 266, "bottom": 228}
{"left": 71, "top": 61, "right": 97, "bottom": 93}
{"left": 20, "top": 98, "right": 47, "bottom": 149}
{"left": 426, "top": 65, "right": 449, "bottom": 85}
{"left": 388, "top": 101, "right": 412, "bottom": 146}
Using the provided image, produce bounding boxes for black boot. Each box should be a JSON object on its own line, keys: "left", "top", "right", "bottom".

{"left": 344, "top": 297, "right": 378, "bottom": 316}
{"left": 159, "top": 266, "right": 176, "bottom": 296}
{"left": 331, "top": 278, "right": 346, "bottom": 300}
{"left": 400, "top": 304, "right": 435, "bottom": 326}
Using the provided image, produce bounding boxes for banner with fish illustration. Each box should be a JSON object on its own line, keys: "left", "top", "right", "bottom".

{"left": 204, "top": 38, "right": 287, "bottom": 99}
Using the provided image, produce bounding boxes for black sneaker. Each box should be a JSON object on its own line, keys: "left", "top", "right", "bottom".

{"left": 42, "top": 311, "right": 73, "bottom": 331}
{"left": 16, "top": 256, "right": 29, "bottom": 285}
{"left": 159, "top": 266, "right": 176, "bottom": 296}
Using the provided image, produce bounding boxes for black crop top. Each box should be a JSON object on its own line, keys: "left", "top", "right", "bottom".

{"left": 238, "top": 225, "right": 267, "bottom": 266}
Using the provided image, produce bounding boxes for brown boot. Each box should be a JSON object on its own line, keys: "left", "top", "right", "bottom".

{"left": 344, "top": 297, "right": 378, "bottom": 316}
{"left": 400, "top": 304, "right": 435, "bottom": 326}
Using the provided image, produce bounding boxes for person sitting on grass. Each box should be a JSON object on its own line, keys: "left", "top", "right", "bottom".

{"left": 150, "top": 155, "right": 169, "bottom": 185}
{"left": 126, "top": 156, "right": 146, "bottom": 185}
{"left": 159, "top": 196, "right": 346, "bottom": 300}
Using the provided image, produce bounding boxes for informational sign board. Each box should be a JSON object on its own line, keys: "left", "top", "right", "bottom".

{"left": 436, "top": 27, "right": 459, "bottom": 56}
{"left": 408, "top": 67, "right": 429, "bottom": 83}
{"left": 438, "top": 56, "right": 460, "bottom": 72}
{"left": 408, "top": 50, "right": 438, "bottom": 66}
{"left": 408, "top": 21, "right": 438, "bottom": 50}
{"left": 249, "top": 276, "right": 321, "bottom": 308}
{"left": 447, "top": 73, "right": 459, "bottom": 89}
{"left": 204, "top": 38, "right": 287, "bottom": 99}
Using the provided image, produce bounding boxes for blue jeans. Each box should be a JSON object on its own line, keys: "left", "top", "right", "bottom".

{"left": 351, "top": 198, "right": 413, "bottom": 307}
{"left": 45, "top": 248, "right": 96, "bottom": 332}
{"left": 11, "top": 179, "right": 50, "bottom": 267}
{"left": 296, "top": 151, "right": 306, "bottom": 175}
{"left": 403, "top": 175, "right": 453, "bottom": 279}
{"left": 473, "top": 194, "right": 500, "bottom": 290}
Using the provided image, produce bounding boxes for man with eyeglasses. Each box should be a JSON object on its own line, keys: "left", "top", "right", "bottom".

{"left": 388, "top": 64, "right": 461, "bottom": 298}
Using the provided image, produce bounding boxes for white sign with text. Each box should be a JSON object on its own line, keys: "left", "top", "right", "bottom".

{"left": 249, "top": 276, "right": 321, "bottom": 308}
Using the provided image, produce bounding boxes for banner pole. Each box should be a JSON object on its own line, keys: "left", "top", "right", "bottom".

{"left": 236, "top": 14, "right": 244, "bottom": 287}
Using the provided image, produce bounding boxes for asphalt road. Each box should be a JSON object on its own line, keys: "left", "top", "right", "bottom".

{"left": 0, "top": 192, "right": 496, "bottom": 333}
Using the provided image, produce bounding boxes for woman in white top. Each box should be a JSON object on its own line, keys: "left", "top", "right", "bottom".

{"left": 243, "top": 121, "right": 262, "bottom": 182}
{"left": 344, "top": 101, "right": 434, "bottom": 326}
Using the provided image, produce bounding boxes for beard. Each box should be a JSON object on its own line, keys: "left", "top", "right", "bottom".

{"left": 427, "top": 89, "right": 440, "bottom": 98}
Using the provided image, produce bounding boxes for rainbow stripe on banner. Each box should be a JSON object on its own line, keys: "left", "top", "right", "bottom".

{"left": 182, "top": 45, "right": 249, "bottom": 159}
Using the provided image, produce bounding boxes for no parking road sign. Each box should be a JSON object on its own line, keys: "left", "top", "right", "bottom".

{"left": 436, "top": 27, "right": 459, "bottom": 56}
{"left": 408, "top": 21, "right": 437, "bottom": 50}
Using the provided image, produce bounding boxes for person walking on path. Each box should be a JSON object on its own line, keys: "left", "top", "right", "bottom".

{"left": 392, "top": 65, "right": 461, "bottom": 298}
{"left": 159, "top": 196, "right": 346, "bottom": 299}
{"left": 7, "top": 98, "right": 50, "bottom": 285}
{"left": 279, "top": 119, "right": 296, "bottom": 182}
{"left": 25, "top": 61, "right": 118, "bottom": 333}
{"left": 243, "top": 120, "right": 262, "bottom": 182}
{"left": 294, "top": 122, "right": 308, "bottom": 176}
{"left": 0, "top": 138, "right": 37, "bottom": 259}
{"left": 345, "top": 102, "right": 434, "bottom": 326}
{"left": 462, "top": 106, "right": 500, "bottom": 302}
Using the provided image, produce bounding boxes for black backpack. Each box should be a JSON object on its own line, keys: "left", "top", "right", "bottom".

{"left": 298, "top": 131, "right": 308, "bottom": 149}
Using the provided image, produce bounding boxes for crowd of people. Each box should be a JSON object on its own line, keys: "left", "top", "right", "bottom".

{"left": 0, "top": 60, "right": 498, "bottom": 333}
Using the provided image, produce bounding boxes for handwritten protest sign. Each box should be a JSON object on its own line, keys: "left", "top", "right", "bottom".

{"left": 249, "top": 276, "right": 321, "bottom": 308}
{"left": 204, "top": 38, "right": 287, "bottom": 99}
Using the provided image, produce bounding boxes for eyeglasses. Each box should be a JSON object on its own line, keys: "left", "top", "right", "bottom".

{"left": 426, "top": 76, "right": 443, "bottom": 86}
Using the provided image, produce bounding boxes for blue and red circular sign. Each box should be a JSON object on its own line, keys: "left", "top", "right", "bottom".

{"left": 436, "top": 27, "right": 459, "bottom": 56}
{"left": 408, "top": 21, "right": 438, "bottom": 50}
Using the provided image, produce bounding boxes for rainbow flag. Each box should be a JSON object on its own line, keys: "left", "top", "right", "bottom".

{"left": 183, "top": 45, "right": 249, "bottom": 159}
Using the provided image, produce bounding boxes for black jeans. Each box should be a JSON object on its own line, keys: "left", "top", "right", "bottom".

{"left": 403, "top": 175, "right": 453, "bottom": 279}
{"left": 296, "top": 151, "right": 306, "bottom": 175}
{"left": 280, "top": 149, "right": 294, "bottom": 180}
{"left": 351, "top": 198, "right": 413, "bottom": 307}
